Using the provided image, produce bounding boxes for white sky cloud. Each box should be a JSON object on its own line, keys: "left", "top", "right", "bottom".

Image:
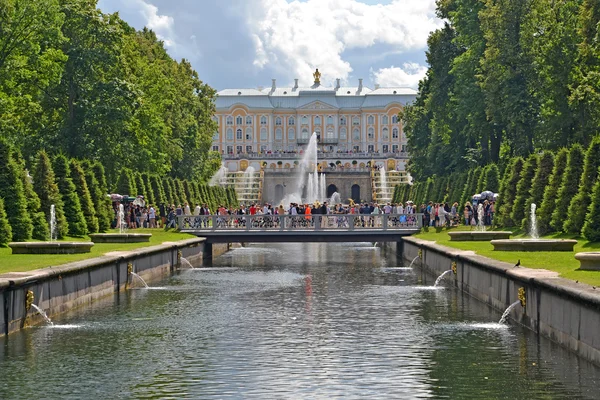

{"left": 371, "top": 63, "right": 428, "bottom": 89}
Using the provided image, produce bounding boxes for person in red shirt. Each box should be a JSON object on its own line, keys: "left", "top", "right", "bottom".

{"left": 249, "top": 204, "right": 257, "bottom": 215}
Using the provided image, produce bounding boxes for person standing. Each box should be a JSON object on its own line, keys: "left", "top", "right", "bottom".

{"left": 149, "top": 205, "right": 156, "bottom": 228}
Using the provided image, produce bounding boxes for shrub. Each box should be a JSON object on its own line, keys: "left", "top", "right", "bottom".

{"left": 522, "top": 152, "right": 554, "bottom": 232}
{"left": 150, "top": 175, "right": 167, "bottom": 205}
{"left": 510, "top": 154, "right": 538, "bottom": 227}
{"left": 537, "top": 148, "right": 568, "bottom": 235}
{"left": 460, "top": 168, "right": 475, "bottom": 205}
{"left": 564, "top": 137, "right": 600, "bottom": 234}
{"left": 53, "top": 154, "right": 87, "bottom": 237}
{"left": 0, "top": 198, "right": 12, "bottom": 246}
{"left": 496, "top": 157, "right": 524, "bottom": 227}
{"left": 13, "top": 149, "right": 48, "bottom": 240}
{"left": 70, "top": 159, "right": 99, "bottom": 234}
{"left": 582, "top": 167, "right": 600, "bottom": 242}
{"left": 134, "top": 172, "right": 147, "bottom": 200}
{"left": 142, "top": 173, "right": 154, "bottom": 206}
{"left": 33, "top": 151, "right": 68, "bottom": 239}
{"left": 476, "top": 166, "right": 487, "bottom": 193}
{"left": 484, "top": 164, "right": 500, "bottom": 193}
{"left": 116, "top": 168, "right": 137, "bottom": 196}
{"left": 552, "top": 145, "right": 585, "bottom": 232}
{"left": 88, "top": 162, "right": 113, "bottom": 232}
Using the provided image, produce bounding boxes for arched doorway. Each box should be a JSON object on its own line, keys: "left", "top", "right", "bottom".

{"left": 327, "top": 184, "right": 338, "bottom": 199}
{"left": 274, "top": 184, "right": 284, "bottom": 205}
{"left": 351, "top": 184, "right": 361, "bottom": 203}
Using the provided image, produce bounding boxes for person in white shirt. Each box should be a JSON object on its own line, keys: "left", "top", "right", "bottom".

{"left": 184, "top": 203, "right": 191, "bottom": 215}
{"left": 149, "top": 206, "right": 156, "bottom": 228}
{"left": 194, "top": 204, "right": 201, "bottom": 215}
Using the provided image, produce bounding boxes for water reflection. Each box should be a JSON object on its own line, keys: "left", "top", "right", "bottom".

{"left": 0, "top": 243, "right": 599, "bottom": 399}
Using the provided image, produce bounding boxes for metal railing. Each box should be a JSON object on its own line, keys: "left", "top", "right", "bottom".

{"left": 178, "top": 213, "right": 423, "bottom": 232}
{"left": 221, "top": 152, "right": 410, "bottom": 160}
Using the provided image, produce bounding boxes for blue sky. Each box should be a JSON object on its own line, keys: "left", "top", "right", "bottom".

{"left": 96, "top": 0, "right": 441, "bottom": 90}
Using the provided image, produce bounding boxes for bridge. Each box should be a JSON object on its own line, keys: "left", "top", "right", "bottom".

{"left": 178, "top": 214, "right": 423, "bottom": 249}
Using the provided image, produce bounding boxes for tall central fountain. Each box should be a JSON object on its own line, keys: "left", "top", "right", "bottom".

{"left": 283, "top": 133, "right": 328, "bottom": 205}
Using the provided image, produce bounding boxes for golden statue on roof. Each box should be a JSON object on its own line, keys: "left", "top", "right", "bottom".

{"left": 313, "top": 68, "right": 321, "bottom": 84}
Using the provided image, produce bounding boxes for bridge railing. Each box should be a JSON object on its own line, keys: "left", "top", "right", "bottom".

{"left": 177, "top": 213, "right": 423, "bottom": 231}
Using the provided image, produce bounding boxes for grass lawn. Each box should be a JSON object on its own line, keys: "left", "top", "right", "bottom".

{"left": 0, "top": 229, "right": 197, "bottom": 275}
{"left": 414, "top": 225, "right": 600, "bottom": 287}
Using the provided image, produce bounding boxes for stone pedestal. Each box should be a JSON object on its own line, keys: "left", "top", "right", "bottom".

{"left": 575, "top": 252, "right": 600, "bottom": 271}
{"left": 9, "top": 242, "right": 94, "bottom": 254}
{"left": 89, "top": 233, "right": 152, "bottom": 243}
{"left": 491, "top": 239, "right": 577, "bottom": 252}
{"left": 448, "top": 231, "right": 512, "bottom": 241}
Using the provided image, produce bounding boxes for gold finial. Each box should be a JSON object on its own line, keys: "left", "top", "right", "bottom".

{"left": 26, "top": 290, "right": 34, "bottom": 311}
{"left": 518, "top": 287, "right": 526, "bottom": 308}
{"left": 451, "top": 261, "right": 457, "bottom": 275}
{"left": 313, "top": 68, "right": 321, "bottom": 84}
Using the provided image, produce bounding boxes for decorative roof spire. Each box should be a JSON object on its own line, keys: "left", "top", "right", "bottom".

{"left": 313, "top": 68, "right": 321, "bottom": 85}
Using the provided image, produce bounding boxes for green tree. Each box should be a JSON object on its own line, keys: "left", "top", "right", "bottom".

{"left": 0, "top": 198, "right": 12, "bottom": 246}
{"left": 70, "top": 159, "right": 99, "bottom": 234}
{"left": 116, "top": 168, "right": 137, "bottom": 196}
{"left": 53, "top": 154, "right": 87, "bottom": 237}
{"left": 141, "top": 173, "right": 154, "bottom": 206}
{"left": 522, "top": 152, "right": 554, "bottom": 231}
{"left": 511, "top": 154, "right": 538, "bottom": 227}
{"left": 90, "top": 161, "right": 113, "bottom": 232}
{"left": 496, "top": 157, "right": 524, "bottom": 227}
{"left": 483, "top": 164, "right": 500, "bottom": 193}
{"left": 32, "top": 150, "right": 67, "bottom": 238}
{"left": 151, "top": 175, "right": 166, "bottom": 205}
{"left": 582, "top": 167, "right": 600, "bottom": 242}
{"left": 551, "top": 144, "right": 585, "bottom": 232}
{"left": 537, "top": 148, "right": 568, "bottom": 234}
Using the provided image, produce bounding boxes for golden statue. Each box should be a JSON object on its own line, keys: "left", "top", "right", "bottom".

{"left": 313, "top": 68, "right": 321, "bottom": 84}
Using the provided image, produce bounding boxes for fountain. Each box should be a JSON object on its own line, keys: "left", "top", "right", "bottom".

{"left": 449, "top": 196, "right": 512, "bottom": 242}
{"left": 491, "top": 203, "right": 577, "bottom": 251}
{"left": 130, "top": 272, "right": 149, "bottom": 288}
{"left": 434, "top": 269, "right": 454, "bottom": 287}
{"left": 89, "top": 204, "right": 151, "bottom": 243}
{"left": 31, "top": 304, "right": 54, "bottom": 326}
{"left": 180, "top": 256, "right": 196, "bottom": 269}
{"left": 209, "top": 164, "right": 229, "bottom": 187}
{"left": 499, "top": 300, "right": 521, "bottom": 324}
{"left": 282, "top": 133, "right": 328, "bottom": 205}
{"left": 407, "top": 255, "right": 420, "bottom": 268}
{"left": 9, "top": 204, "right": 94, "bottom": 254}
{"left": 329, "top": 192, "right": 341, "bottom": 205}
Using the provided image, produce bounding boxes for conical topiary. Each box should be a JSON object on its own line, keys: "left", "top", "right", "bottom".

{"left": 552, "top": 144, "right": 585, "bottom": 232}
{"left": 522, "top": 152, "right": 554, "bottom": 232}
{"left": 70, "top": 159, "right": 99, "bottom": 234}
{"left": 484, "top": 164, "right": 500, "bottom": 193}
{"left": 510, "top": 154, "right": 538, "bottom": 228}
{"left": 142, "top": 173, "right": 154, "bottom": 206}
{"left": 53, "top": 154, "right": 87, "bottom": 237}
{"left": 116, "top": 168, "right": 136, "bottom": 196}
{"left": 89, "top": 162, "right": 113, "bottom": 232}
{"left": 537, "top": 148, "right": 568, "bottom": 235}
{"left": 496, "top": 158, "right": 524, "bottom": 227}
{"left": 0, "top": 139, "right": 33, "bottom": 241}
{"left": 564, "top": 136, "right": 600, "bottom": 234}
{"left": 151, "top": 175, "right": 167, "bottom": 205}
{"left": 476, "top": 166, "right": 487, "bottom": 193}
{"left": 0, "top": 197, "right": 12, "bottom": 246}
{"left": 134, "top": 172, "right": 147, "bottom": 200}
{"left": 582, "top": 167, "right": 600, "bottom": 242}
{"left": 33, "top": 151, "right": 68, "bottom": 239}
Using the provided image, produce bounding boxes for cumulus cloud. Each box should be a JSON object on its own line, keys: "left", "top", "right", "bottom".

{"left": 245, "top": 0, "right": 440, "bottom": 85}
{"left": 372, "top": 62, "right": 428, "bottom": 89}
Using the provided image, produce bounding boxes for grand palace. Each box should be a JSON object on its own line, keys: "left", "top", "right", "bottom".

{"left": 212, "top": 70, "right": 417, "bottom": 204}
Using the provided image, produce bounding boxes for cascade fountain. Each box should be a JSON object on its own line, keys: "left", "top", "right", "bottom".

{"left": 491, "top": 202, "right": 577, "bottom": 251}
{"left": 9, "top": 204, "right": 94, "bottom": 254}
{"left": 434, "top": 270, "right": 454, "bottom": 287}
{"left": 209, "top": 165, "right": 229, "bottom": 187}
{"left": 329, "top": 192, "right": 342, "bottom": 205}
{"left": 31, "top": 304, "right": 54, "bottom": 326}
{"left": 90, "top": 202, "right": 151, "bottom": 243}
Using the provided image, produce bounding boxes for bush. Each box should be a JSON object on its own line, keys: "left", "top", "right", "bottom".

{"left": 510, "top": 154, "right": 538, "bottom": 227}
{"left": 70, "top": 159, "right": 99, "bottom": 234}
{"left": 564, "top": 137, "right": 600, "bottom": 234}
{"left": 163, "top": 178, "right": 174, "bottom": 205}
{"left": 89, "top": 162, "right": 113, "bottom": 232}
{"left": 522, "top": 152, "right": 554, "bottom": 232}
{"left": 150, "top": 175, "right": 167, "bottom": 205}
{"left": 0, "top": 198, "right": 12, "bottom": 246}
{"left": 53, "top": 154, "right": 87, "bottom": 237}
{"left": 142, "top": 173, "right": 154, "bottom": 206}
{"left": 476, "top": 166, "right": 487, "bottom": 193}
{"left": 13, "top": 149, "right": 48, "bottom": 240}
{"left": 496, "top": 157, "right": 524, "bottom": 227}
{"left": 537, "top": 148, "right": 568, "bottom": 235}
{"left": 0, "top": 139, "right": 33, "bottom": 241}
{"left": 460, "top": 169, "right": 475, "bottom": 205}
{"left": 134, "top": 172, "right": 147, "bottom": 200}
{"left": 33, "top": 151, "right": 68, "bottom": 239}
{"left": 582, "top": 167, "right": 600, "bottom": 242}
{"left": 116, "top": 168, "right": 137, "bottom": 196}
{"left": 552, "top": 145, "right": 584, "bottom": 232}
{"left": 484, "top": 164, "right": 500, "bottom": 193}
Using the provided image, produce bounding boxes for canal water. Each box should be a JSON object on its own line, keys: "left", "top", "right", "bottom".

{"left": 1, "top": 243, "right": 599, "bottom": 399}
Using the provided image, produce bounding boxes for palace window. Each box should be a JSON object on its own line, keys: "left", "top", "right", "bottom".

{"left": 289, "top": 116, "right": 295, "bottom": 126}
{"left": 340, "top": 127, "right": 347, "bottom": 140}
{"left": 392, "top": 144, "right": 399, "bottom": 153}
{"left": 260, "top": 145, "right": 267, "bottom": 153}
{"left": 367, "top": 115, "right": 374, "bottom": 125}
{"left": 392, "top": 115, "right": 399, "bottom": 124}
{"left": 383, "top": 144, "right": 389, "bottom": 153}
{"left": 340, "top": 116, "right": 347, "bottom": 126}
{"left": 382, "top": 115, "right": 389, "bottom": 125}
{"left": 315, "top": 116, "right": 321, "bottom": 126}
{"left": 236, "top": 145, "right": 243, "bottom": 154}
{"left": 288, "top": 128, "right": 295, "bottom": 140}
{"left": 226, "top": 128, "right": 233, "bottom": 140}
{"left": 392, "top": 127, "right": 399, "bottom": 139}
{"left": 236, "top": 116, "right": 243, "bottom": 125}
{"left": 352, "top": 116, "right": 360, "bottom": 126}
{"left": 301, "top": 128, "right": 310, "bottom": 138}
{"left": 212, "top": 131, "right": 219, "bottom": 140}
{"left": 327, "top": 115, "right": 333, "bottom": 125}
{"left": 368, "top": 144, "right": 374, "bottom": 153}
{"left": 275, "top": 128, "right": 282, "bottom": 140}
{"left": 402, "top": 145, "right": 407, "bottom": 152}
{"left": 226, "top": 116, "right": 233, "bottom": 125}
{"left": 226, "top": 145, "right": 233, "bottom": 154}
{"left": 302, "top": 116, "right": 309, "bottom": 125}
{"left": 326, "top": 128, "right": 335, "bottom": 139}
{"left": 246, "top": 145, "right": 252, "bottom": 153}
{"left": 275, "top": 117, "right": 282, "bottom": 126}
{"left": 260, "top": 116, "right": 267, "bottom": 125}
{"left": 246, "top": 128, "right": 252, "bottom": 141}
{"left": 236, "top": 129, "right": 243, "bottom": 140}
{"left": 260, "top": 128, "right": 267, "bottom": 141}
{"left": 382, "top": 127, "right": 389, "bottom": 140}
{"left": 353, "top": 145, "right": 360, "bottom": 152}
{"left": 352, "top": 128, "right": 360, "bottom": 141}
{"left": 368, "top": 127, "right": 374, "bottom": 139}
{"left": 212, "top": 145, "right": 219, "bottom": 152}
{"left": 246, "top": 116, "right": 253, "bottom": 125}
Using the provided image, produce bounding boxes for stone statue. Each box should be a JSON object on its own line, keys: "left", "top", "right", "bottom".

{"left": 313, "top": 68, "right": 321, "bottom": 84}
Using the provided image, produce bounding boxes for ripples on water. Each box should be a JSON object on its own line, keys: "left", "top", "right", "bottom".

{"left": 1, "top": 243, "right": 599, "bottom": 399}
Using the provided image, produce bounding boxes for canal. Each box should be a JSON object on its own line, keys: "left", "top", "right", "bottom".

{"left": 1, "top": 243, "right": 599, "bottom": 398}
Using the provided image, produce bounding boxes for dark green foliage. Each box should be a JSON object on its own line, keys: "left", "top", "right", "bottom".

{"left": 564, "top": 137, "right": 600, "bottom": 234}
{"left": 141, "top": 173, "right": 154, "bottom": 206}
{"left": 510, "top": 154, "right": 538, "bottom": 227}
{"left": 116, "top": 168, "right": 137, "bottom": 196}
{"left": 476, "top": 167, "right": 487, "bottom": 193}
{"left": 53, "top": 154, "right": 87, "bottom": 237}
{"left": 496, "top": 157, "right": 524, "bottom": 227}
{"left": 163, "top": 178, "right": 175, "bottom": 205}
{"left": 83, "top": 161, "right": 112, "bottom": 233}
{"left": 33, "top": 151, "right": 68, "bottom": 239}
{"left": 582, "top": 167, "right": 600, "bottom": 242}
{"left": 174, "top": 179, "right": 187, "bottom": 205}
{"left": 183, "top": 181, "right": 194, "bottom": 205}
{"left": 522, "top": 152, "right": 554, "bottom": 231}
{"left": 0, "top": 198, "right": 12, "bottom": 246}
{"left": 552, "top": 144, "right": 585, "bottom": 232}
{"left": 134, "top": 172, "right": 147, "bottom": 200}
{"left": 151, "top": 175, "right": 167, "bottom": 205}
{"left": 460, "top": 169, "right": 475, "bottom": 205}
{"left": 0, "top": 139, "right": 33, "bottom": 241}
{"left": 484, "top": 164, "right": 500, "bottom": 193}
{"left": 13, "top": 150, "right": 48, "bottom": 240}
{"left": 538, "top": 148, "right": 568, "bottom": 234}
{"left": 70, "top": 159, "right": 99, "bottom": 234}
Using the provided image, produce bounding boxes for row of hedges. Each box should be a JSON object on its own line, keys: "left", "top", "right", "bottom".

{"left": 392, "top": 136, "right": 600, "bottom": 241}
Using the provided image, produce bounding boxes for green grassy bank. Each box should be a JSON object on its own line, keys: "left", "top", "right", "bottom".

{"left": 0, "top": 229, "right": 196, "bottom": 274}
{"left": 414, "top": 226, "right": 600, "bottom": 287}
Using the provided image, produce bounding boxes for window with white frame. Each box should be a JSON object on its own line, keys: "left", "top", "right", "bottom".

{"left": 260, "top": 116, "right": 267, "bottom": 125}
{"left": 212, "top": 145, "right": 219, "bottom": 152}
{"left": 289, "top": 116, "right": 295, "bottom": 126}
{"left": 392, "top": 127, "right": 399, "bottom": 139}
{"left": 340, "top": 116, "right": 347, "bottom": 126}
{"left": 226, "top": 128, "right": 233, "bottom": 140}
{"left": 368, "top": 144, "right": 374, "bottom": 153}
{"left": 383, "top": 144, "right": 389, "bottom": 153}
{"left": 226, "top": 116, "right": 233, "bottom": 125}
{"left": 275, "top": 128, "right": 282, "bottom": 140}
{"left": 226, "top": 145, "right": 233, "bottom": 154}
{"left": 246, "top": 145, "right": 252, "bottom": 153}
{"left": 382, "top": 127, "right": 389, "bottom": 140}
{"left": 301, "top": 128, "right": 309, "bottom": 138}
{"left": 314, "top": 116, "right": 321, "bottom": 126}
{"left": 392, "top": 144, "right": 399, "bottom": 153}
{"left": 367, "top": 115, "right": 374, "bottom": 125}
{"left": 402, "top": 145, "right": 407, "bottom": 152}
{"left": 368, "top": 127, "right": 374, "bottom": 139}
{"left": 236, "top": 145, "right": 243, "bottom": 154}
{"left": 340, "top": 127, "right": 347, "bottom": 140}
{"left": 288, "top": 128, "right": 295, "bottom": 140}
{"left": 352, "top": 116, "right": 360, "bottom": 125}
{"left": 246, "top": 116, "right": 253, "bottom": 125}
{"left": 236, "top": 129, "right": 243, "bottom": 140}
{"left": 353, "top": 145, "right": 360, "bottom": 152}
{"left": 212, "top": 131, "right": 219, "bottom": 140}
{"left": 236, "top": 116, "right": 243, "bottom": 125}
{"left": 275, "top": 117, "right": 282, "bottom": 126}
{"left": 260, "top": 128, "right": 267, "bottom": 141}
{"left": 327, "top": 115, "right": 333, "bottom": 125}
{"left": 352, "top": 128, "right": 360, "bottom": 141}
{"left": 302, "top": 115, "right": 308, "bottom": 125}
{"left": 382, "top": 115, "right": 389, "bottom": 125}
{"left": 392, "top": 115, "right": 399, "bottom": 124}
{"left": 246, "top": 128, "right": 252, "bottom": 141}
{"left": 326, "top": 128, "right": 335, "bottom": 139}
{"left": 260, "top": 145, "right": 267, "bottom": 153}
